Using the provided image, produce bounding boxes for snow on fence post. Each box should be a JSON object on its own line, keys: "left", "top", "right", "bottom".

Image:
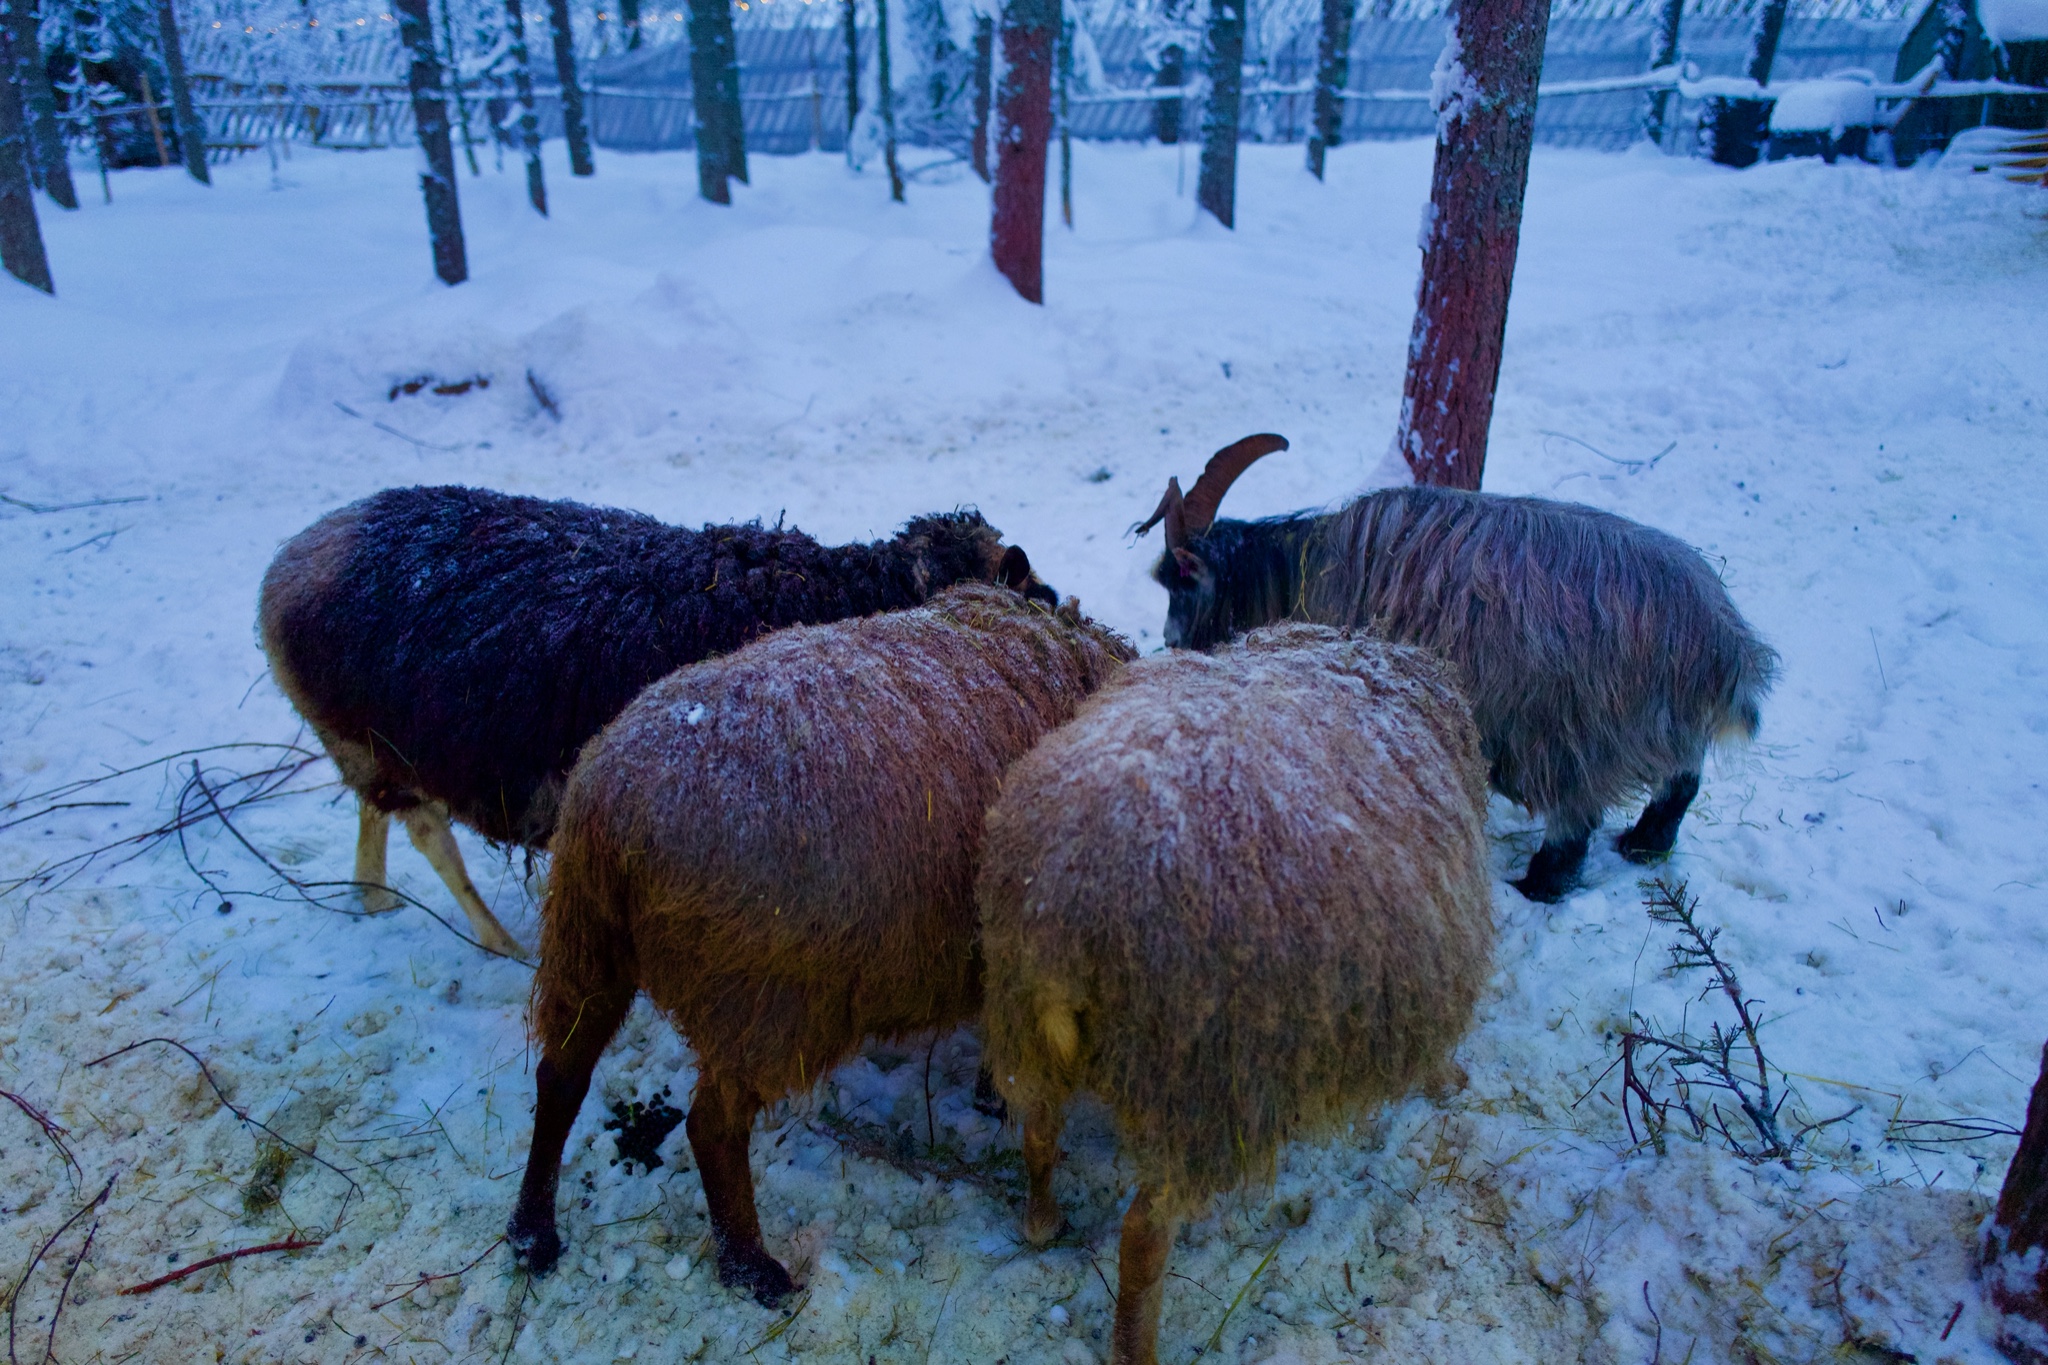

{"left": 1307, "top": 0, "right": 1352, "bottom": 179}
{"left": 1388, "top": 0, "right": 1551, "bottom": 490}
{"left": 1196, "top": 0, "right": 1243, "bottom": 227}
{"left": 546, "top": 0, "right": 594, "bottom": 175}
{"left": 688, "top": 0, "right": 742, "bottom": 201}
{"left": 971, "top": 13, "right": 993, "bottom": 180}
{"left": 876, "top": 0, "right": 903, "bottom": 200}
{"left": 502, "top": 0, "right": 548, "bottom": 214}
{"left": 1642, "top": 0, "right": 1682, "bottom": 147}
{"left": 1, "top": 0, "right": 78, "bottom": 208}
{"left": 990, "top": 0, "right": 1054, "bottom": 302}
{"left": 0, "top": 29, "right": 53, "bottom": 292}
{"left": 1988, "top": 1041, "right": 2048, "bottom": 1362}
{"left": 395, "top": 0, "right": 469, "bottom": 285}
{"left": 1704, "top": 0, "right": 1785, "bottom": 167}
{"left": 153, "top": 0, "right": 209, "bottom": 184}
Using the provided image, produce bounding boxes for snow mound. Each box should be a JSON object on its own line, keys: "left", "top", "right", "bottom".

{"left": 1768, "top": 78, "right": 1878, "bottom": 135}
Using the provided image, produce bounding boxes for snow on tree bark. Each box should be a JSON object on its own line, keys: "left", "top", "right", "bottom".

{"left": 1153, "top": 42, "right": 1183, "bottom": 144}
{"left": 395, "top": 0, "right": 468, "bottom": 285}
{"left": 1642, "top": 0, "right": 1682, "bottom": 147}
{"left": 1196, "top": 0, "right": 1243, "bottom": 227}
{"left": 1704, "top": 0, "right": 1785, "bottom": 168}
{"left": 502, "top": 0, "right": 548, "bottom": 214}
{"left": 971, "top": 14, "right": 992, "bottom": 180}
{"left": 990, "top": 0, "right": 1054, "bottom": 303}
{"left": 1388, "top": 0, "right": 1550, "bottom": 490}
{"left": 153, "top": 0, "right": 208, "bottom": 184}
{"left": 1307, "top": 0, "right": 1352, "bottom": 180}
{"left": 688, "top": 0, "right": 742, "bottom": 201}
{"left": 547, "top": 0, "right": 594, "bottom": 176}
{"left": 1987, "top": 1042, "right": 2048, "bottom": 1364}
{"left": 0, "top": 35, "right": 52, "bottom": 292}
{"left": 1, "top": 0, "right": 77, "bottom": 208}
{"left": 876, "top": 0, "right": 902, "bottom": 200}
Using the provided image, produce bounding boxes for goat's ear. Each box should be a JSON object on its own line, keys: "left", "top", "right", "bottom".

{"left": 1170, "top": 548, "right": 1204, "bottom": 583}
{"left": 997, "top": 545, "right": 1034, "bottom": 591}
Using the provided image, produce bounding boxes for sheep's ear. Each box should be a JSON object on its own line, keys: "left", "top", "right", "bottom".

{"left": 1170, "top": 548, "right": 1204, "bottom": 583}
{"left": 997, "top": 545, "right": 1034, "bottom": 591}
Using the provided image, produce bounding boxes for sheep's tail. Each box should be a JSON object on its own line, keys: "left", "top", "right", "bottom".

{"left": 1718, "top": 629, "right": 1781, "bottom": 746}
{"left": 529, "top": 803, "right": 640, "bottom": 1053}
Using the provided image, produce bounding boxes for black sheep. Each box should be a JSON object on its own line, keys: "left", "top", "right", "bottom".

{"left": 259, "top": 485, "right": 1054, "bottom": 956}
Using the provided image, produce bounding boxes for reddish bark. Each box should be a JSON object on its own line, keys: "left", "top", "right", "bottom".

{"left": 1988, "top": 1042, "right": 2048, "bottom": 1363}
{"left": 990, "top": 0, "right": 1054, "bottom": 304}
{"left": 1390, "top": 0, "right": 1551, "bottom": 490}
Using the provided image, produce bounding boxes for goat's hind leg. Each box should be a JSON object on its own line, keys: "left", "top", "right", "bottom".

{"left": 398, "top": 803, "right": 529, "bottom": 959}
{"left": 353, "top": 800, "right": 399, "bottom": 913}
{"left": 687, "top": 1068, "right": 796, "bottom": 1307}
{"left": 1617, "top": 771, "right": 1702, "bottom": 864}
{"left": 1514, "top": 818, "right": 1595, "bottom": 904}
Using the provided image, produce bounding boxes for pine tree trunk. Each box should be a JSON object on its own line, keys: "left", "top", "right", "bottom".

{"left": 1987, "top": 1042, "right": 2048, "bottom": 1364}
{"left": 1704, "top": 0, "right": 1784, "bottom": 168}
{"left": 619, "top": 0, "right": 642, "bottom": 49}
{"left": 1641, "top": 0, "right": 1681, "bottom": 147}
{"left": 990, "top": 0, "right": 1053, "bottom": 302}
{"left": 1056, "top": 14, "right": 1070, "bottom": 226}
{"left": 152, "top": 0, "right": 207, "bottom": 183}
{"left": 688, "top": 0, "right": 737, "bottom": 201}
{"left": 0, "top": 40, "right": 52, "bottom": 291}
{"left": 1, "top": 0, "right": 77, "bottom": 208}
{"left": 1153, "top": 42, "right": 1183, "bottom": 144}
{"left": 1307, "top": 0, "right": 1351, "bottom": 179}
{"left": 395, "top": 0, "right": 468, "bottom": 284}
{"left": 843, "top": 0, "right": 860, "bottom": 146}
{"left": 875, "top": 0, "right": 900, "bottom": 199}
{"left": 970, "top": 14, "right": 992, "bottom": 180}
{"left": 1389, "top": 0, "right": 1550, "bottom": 489}
{"left": 1196, "top": 0, "right": 1243, "bottom": 228}
{"left": 714, "top": 0, "right": 745, "bottom": 183}
{"left": 503, "top": 0, "right": 548, "bottom": 213}
{"left": 547, "top": 0, "right": 593, "bottom": 175}
{"left": 437, "top": 0, "right": 480, "bottom": 175}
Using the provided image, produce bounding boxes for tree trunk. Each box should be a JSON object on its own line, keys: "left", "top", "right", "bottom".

{"left": 1196, "top": 0, "right": 1243, "bottom": 228}
{"left": 1704, "top": 0, "right": 1784, "bottom": 168}
{"left": 875, "top": 0, "right": 900, "bottom": 199}
{"left": 715, "top": 0, "right": 745, "bottom": 182}
{"left": 547, "top": 0, "right": 593, "bottom": 175}
{"left": 437, "top": 0, "right": 480, "bottom": 175}
{"left": 1056, "top": 13, "right": 1070, "bottom": 226}
{"left": 1389, "top": 0, "right": 1551, "bottom": 489}
{"left": 1, "top": 0, "right": 77, "bottom": 208}
{"left": 1307, "top": 0, "right": 1352, "bottom": 179}
{"left": 843, "top": 0, "right": 860, "bottom": 148}
{"left": 395, "top": 0, "right": 468, "bottom": 284}
{"left": 0, "top": 36, "right": 52, "bottom": 291}
{"left": 1988, "top": 1042, "right": 2048, "bottom": 1363}
{"left": 503, "top": 0, "right": 547, "bottom": 213}
{"left": 990, "top": 0, "right": 1053, "bottom": 302}
{"left": 1153, "top": 42, "right": 1183, "bottom": 144}
{"left": 970, "top": 13, "right": 992, "bottom": 180}
{"left": 688, "top": 0, "right": 738, "bottom": 200}
{"left": 619, "top": 0, "right": 642, "bottom": 49}
{"left": 153, "top": 0, "right": 208, "bottom": 184}
{"left": 1642, "top": 0, "right": 1681, "bottom": 147}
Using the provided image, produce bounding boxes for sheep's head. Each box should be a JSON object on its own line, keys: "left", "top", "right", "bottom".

{"left": 899, "top": 510, "right": 1059, "bottom": 606}
{"left": 1134, "top": 433, "right": 1288, "bottom": 650}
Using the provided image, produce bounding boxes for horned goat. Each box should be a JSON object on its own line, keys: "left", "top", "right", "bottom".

{"left": 979, "top": 624, "right": 1495, "bottom": 1365}
{"left": 505, "top": 582, "right": 1133, "bottom": 1304}
{"left": 1137, "top": 435, "right": 1778, "bottom": 902}
{"left": 258, "top": 485, "right": 1054, "bottom": 956}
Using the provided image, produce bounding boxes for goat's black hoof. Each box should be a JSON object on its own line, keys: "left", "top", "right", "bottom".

{"left": 718, "top": 1244, "right": 797, "bottom": 1308}
{"left": 1512, "top": 869, "right": 1576, "bottom": 904}
{"left": 1615, "top": 835, "right": 1674, "bottom": 866}
{"left": 506, "top": 1213, "right": 562, "bottom": 1277}
{"left": 972, "top": 1067, "right": 1010, "bottom": 1121}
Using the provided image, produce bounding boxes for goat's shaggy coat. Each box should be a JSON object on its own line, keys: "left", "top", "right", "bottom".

{"left": 1153, "top": 478, "right": 1778, "bottom": 901}
{"left": 978, "top": 624, "right": 1493, "bottom": 1365}
{"left": 507, "top": 584, "right": 1134, "bottom": 1303}
{"left": 258, "top": 484, "right": 1047, "bottom": 953}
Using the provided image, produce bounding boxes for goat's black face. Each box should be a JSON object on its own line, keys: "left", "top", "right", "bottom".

{"left": 1153, "top": 548, "right": 1220, "bottom": 650}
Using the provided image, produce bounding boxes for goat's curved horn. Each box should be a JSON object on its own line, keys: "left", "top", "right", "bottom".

{"left": 1131, "top": 476, "right": 1190, "bottom": 550}
{"left": 1180, "top": 433, "right": 1289, "bottom": 536}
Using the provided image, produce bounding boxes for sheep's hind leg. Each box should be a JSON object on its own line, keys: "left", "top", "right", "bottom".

{"left": 688, "top": 1069, "right": 796, "bottom": 1307}
{"left": 1110, "top": 1182, "right": 1183, "bottom": 1365}
{"left": 506, "top": 980, "right": 635, "bottom": 1276}
{"left": 1021, "top": 1101, "right": 1068, "bottom": 1246}
{"left": 353, "top": 801, "right": 399, "bottom": 913}
{"left": 1514, "top": 821, "right": 1594, "bottom": 904}
{"left": 398, "top": 803, "right": 529, "bottom": 959}
{"left": 1617, "top": 771, "right": 1701, "bottom": 864}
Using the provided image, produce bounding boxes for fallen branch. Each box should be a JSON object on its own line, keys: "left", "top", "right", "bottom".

{"left": 117, "top": 1238, "right": 319, "bottom": 1296}
{"left": 0, "top": 1090, "right": 79, "bottom": 1179}
{"left": 0, "top": 492, "right": 149, "bottom": 514}
{"left": 6, "top": 1176, "right": 113, "bottom": 1365}
{"left": 368, "top": 1235, "right": 504, "bottom": 1310}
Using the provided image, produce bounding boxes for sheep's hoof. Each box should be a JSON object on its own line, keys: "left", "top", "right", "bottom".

{"left": 359, "top": 885, "right": 400, "bottom": 915}
{"left": 506, "top": 1214, "right": 562, "bottom": 1277}
{"left": 717, "top": 1245, "right": 796, "bottom": 1308}
{"left": 1024, "top": 1211, "right": 1071, "bottom": 1249}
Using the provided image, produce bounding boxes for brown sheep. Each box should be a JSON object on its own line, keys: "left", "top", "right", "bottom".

{"left": 978, "top": 624, "right": 1496, "bottom": 1365}
{"left": 506, "top": 582, "right": 1134, "bottom": 1305}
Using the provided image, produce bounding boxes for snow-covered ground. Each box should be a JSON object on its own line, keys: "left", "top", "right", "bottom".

{"left": 2, "top": 134, "right": 2046, "bottom": 1364}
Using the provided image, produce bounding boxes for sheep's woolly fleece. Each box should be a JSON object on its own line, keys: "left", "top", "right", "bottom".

{"left": 2, "top": 133, "right": 2045, "bottom": 1364}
